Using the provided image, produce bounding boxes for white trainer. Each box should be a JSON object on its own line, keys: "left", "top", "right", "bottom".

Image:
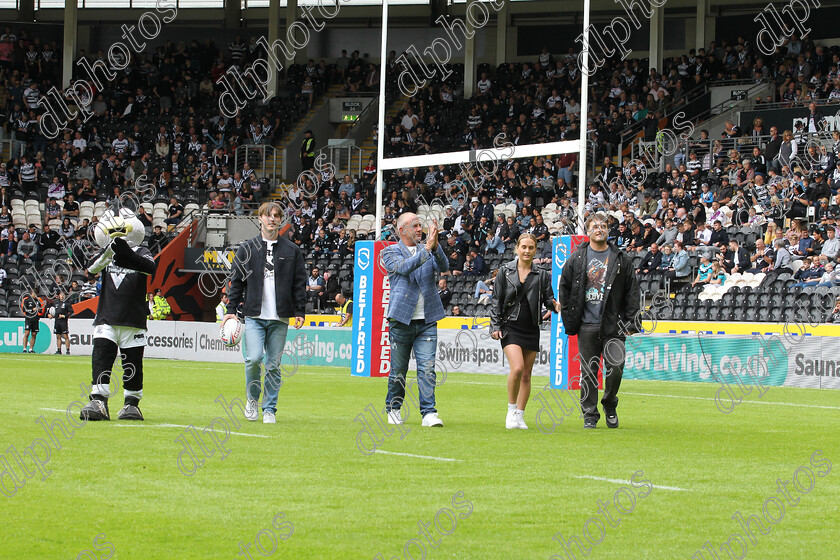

{"left": 387, "top": 409, "right": 403, "bottom": 425}
{"left": 505, "top": 410, "right": 519, "bottom": 430}
{"left": 515, "top": 411, "right": 528, "bottom": 430}
{"left": 244, "top": 399, "right": 259, "bottom": 422}
{"left": 263, "top": 410, "right": 276, "bottom": 424}
{"left": 421, "top": 412, "right": 443, "bottom": 427}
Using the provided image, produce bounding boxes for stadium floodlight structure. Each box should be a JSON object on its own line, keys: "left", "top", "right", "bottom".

{"left": 374, "top": 0, "right": 592, "bottom": 238}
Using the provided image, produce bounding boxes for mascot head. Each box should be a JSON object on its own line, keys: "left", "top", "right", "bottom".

{"left": 94, "top": 208, "right": 146, "bottom": 249}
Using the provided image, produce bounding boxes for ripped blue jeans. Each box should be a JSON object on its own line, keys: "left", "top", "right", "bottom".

{"left": 386, "top": 319, "right": 438, "bottom": 416}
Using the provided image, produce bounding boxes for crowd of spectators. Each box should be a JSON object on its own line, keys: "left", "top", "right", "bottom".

{"left": 367, "top": 32, "right": 840, "bottom": 319}
{"left": 5, "top": 20, "right": 840, "bottom": 320}
{"left": 0, "top": 26, "right": 376, "bottom": 316}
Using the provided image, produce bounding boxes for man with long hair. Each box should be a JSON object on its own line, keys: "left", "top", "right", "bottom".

{"left": 559, "top": 213, "right": 640, "bottom": 429}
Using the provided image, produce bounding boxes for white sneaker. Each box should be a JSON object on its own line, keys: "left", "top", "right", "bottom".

{"left": 421, "top": 412, "right": 443, "bottom": 427}
{"left": 505, "top": 410, "right": 519, "bottom": 430}
{"left": 244, "top": 399, "right": 259, "bottom": 422}
{"left": 263, "top": 410, "right": 276, "bottom": 424}
{"left": 387, "top": 409, "right": 403, "bottom": 425}
{"left": 515, "top": 411, "right": 528, "bottom": 430}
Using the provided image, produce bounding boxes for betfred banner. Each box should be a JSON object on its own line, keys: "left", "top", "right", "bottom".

{"left": 549, "top": 235, "right": 590, "bottom": 389}
{"left": 351, "top": 240, "right": 392, "bottom": 377}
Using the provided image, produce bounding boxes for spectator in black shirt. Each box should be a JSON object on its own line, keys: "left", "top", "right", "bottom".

{"left": 532, "top": 214, "right": 549, "bottom": 243}
{"left": 765, "top": 126, "right": 782, "bottom": 172}
{"left": 690, "top": 194, "right": 706, "bottom": 224}
{"left": 137, "top": 206, "right": 153, "bottom": 228}
{"left": 810, "top": 173, "right": 831, "bottom": 206}
{"left": 637, "top": 243, "right": 663, "bottom": 275}
{"left": 149, "top": 225, "right": 168, "bottom": 254}
{"left": 723, "top": 239, "right": 751, "bottom": 273}
{"left": 438, "top": 278, "right": 452, "bottom": 308}
{"left": 37, "top": 224, "right": 61, "bottom": 253}
{"left": 503, "top": 216, "right": 519, "bottom": 243}
{"left": 63, "top": 194, "right": 80, "bottom": 223}
{"left": 164, "top": 197, "right": 183, "bottom": 228}
{"left": 709, "top": 220, "right": 729, "bottom": 250}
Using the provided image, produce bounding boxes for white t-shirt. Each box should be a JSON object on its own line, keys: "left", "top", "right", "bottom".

{"left": 406, "top": 246, "right": 425, "bottom": 320}
{"left": 401, "top": 114, "right": 417, "bottom": 131}
{"left": 258, "top": 237, "right": 288, "bottom": 323}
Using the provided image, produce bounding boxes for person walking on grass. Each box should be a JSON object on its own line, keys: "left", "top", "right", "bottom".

{"left": 490, "top": 233, "right": 562, "bottom": 430}
{"left": 559, "top": 212, "right": 640, "bottom": 429}
{"left": 224, "top": 202, "right": 307, "bottom": 425}
{"left": 381, "top": 213, "right": 448, "bottom": 427}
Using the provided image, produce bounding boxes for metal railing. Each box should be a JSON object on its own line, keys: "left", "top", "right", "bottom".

{"left": 318, "top": 142, "right": 363, "bottom": 180}
{"left": 1, "top": 138, "right": 25, "bottom": 161}
{"left": 625, "top": 82, "right": 777, "bottom": 172}
{"left": 617, "top": 79, "right": 774, "bottom": 163}
{"left": 235, "top": 144, "right": 278, "bottom": 187}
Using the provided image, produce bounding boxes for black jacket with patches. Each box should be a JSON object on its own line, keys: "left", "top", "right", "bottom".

{"left": 558, "top": 241, "right": 640, "bottom": 339}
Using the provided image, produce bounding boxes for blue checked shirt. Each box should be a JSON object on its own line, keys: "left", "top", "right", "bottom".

{"left": 381, "top": 241, "right": 449, "bottom": 325}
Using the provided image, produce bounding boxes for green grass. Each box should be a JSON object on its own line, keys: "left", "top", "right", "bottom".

{"left": 1, "top": 354, "right": 839, "bottom": 559}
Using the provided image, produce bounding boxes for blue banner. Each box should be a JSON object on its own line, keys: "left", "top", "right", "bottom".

{"left": 549, "top": 236, "right": 572, "bottom": 389}
{"left": 351, "top": 240, "right": 375, "bottom": 376}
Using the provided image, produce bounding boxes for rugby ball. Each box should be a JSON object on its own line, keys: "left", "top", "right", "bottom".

{"left": 220, "top": 317, "right": 243, "bottom": 347}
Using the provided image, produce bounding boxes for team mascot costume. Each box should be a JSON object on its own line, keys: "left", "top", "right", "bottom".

{"left": 79, "top": 208, "right": 157, "bottom": 421}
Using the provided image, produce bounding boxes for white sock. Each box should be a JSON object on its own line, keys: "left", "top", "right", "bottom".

{"left": 516, "top": 409, "right": 525, "bottom": 415}
{"left": 508, "top": 403, "right": 517, "bottom": 412}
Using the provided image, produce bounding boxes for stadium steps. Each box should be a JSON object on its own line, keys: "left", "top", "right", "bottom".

{"left": 276, "top": 83, "right": 343, "bottom": 150}
{"left": 357, "top": 94, "right": 409, "bottom": 163}
{"left": 265, "top": 84, "right": 347, "bottom": 200}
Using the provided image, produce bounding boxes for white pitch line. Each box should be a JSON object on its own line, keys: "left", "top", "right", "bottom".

{"left": 621, "top": 392, "right": 840, "bottom": 410}
{"left": 573, "top": 475, "right": 689, "bottom": 492}
{"left": 110, "top": 424, "right": 269, "bottom": 438}
{"left": 37, "top": 409, "right": 269, "bottom": 438}
{"left": 374, "top": 450, "right": 459, "bottom": 462}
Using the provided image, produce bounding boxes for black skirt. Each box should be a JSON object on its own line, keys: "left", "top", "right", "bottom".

{"left": 501, "top": 275, "right": 540, "bottom": 352}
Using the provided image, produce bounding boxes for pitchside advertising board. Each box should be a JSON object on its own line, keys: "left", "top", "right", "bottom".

{"left": 0, "top": 319, "right": 350, "bottom": 366}
{"left": 2, "top": 319, "right": 838, "bottom": 389}
{"left": 351, "top": 240, "right": 392, "bottom": 377}
{"left": 549, "top": 235, "right": 591, "bottom": 390}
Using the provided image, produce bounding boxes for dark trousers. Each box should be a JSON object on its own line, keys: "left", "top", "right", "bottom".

{"left": 577, "top": 323, "right": 626, "bottom": 421}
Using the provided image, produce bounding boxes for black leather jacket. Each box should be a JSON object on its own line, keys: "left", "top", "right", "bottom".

{"left": 489, "top": 260, "right": 556, "bottom": 332}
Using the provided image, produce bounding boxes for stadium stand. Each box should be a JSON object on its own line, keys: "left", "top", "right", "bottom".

{"left": 2, "top": 21, "right": 840, "bottom": 325}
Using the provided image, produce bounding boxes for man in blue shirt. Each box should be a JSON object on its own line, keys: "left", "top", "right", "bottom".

{"left": 381, "top": 213, "right": 449, "bottom": 427}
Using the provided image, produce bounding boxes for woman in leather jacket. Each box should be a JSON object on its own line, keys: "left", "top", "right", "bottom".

{"left": 490, "top": 233, "right": 562, "bottom": 430}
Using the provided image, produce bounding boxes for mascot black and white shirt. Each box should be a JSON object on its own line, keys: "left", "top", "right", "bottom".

{"left": 89, "top": 239, "right": 156, "bottom": 329}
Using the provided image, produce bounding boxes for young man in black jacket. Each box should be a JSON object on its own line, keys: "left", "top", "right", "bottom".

{"left": 559, "top": 213, "right": 640, "bottom": 429}
{"left": 223, "top": 202, "right": 307, "bottom": 424}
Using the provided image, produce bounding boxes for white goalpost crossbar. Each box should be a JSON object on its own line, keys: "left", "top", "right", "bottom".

{"left": 375, "top": 0, "right": 591, "bottom": 238}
